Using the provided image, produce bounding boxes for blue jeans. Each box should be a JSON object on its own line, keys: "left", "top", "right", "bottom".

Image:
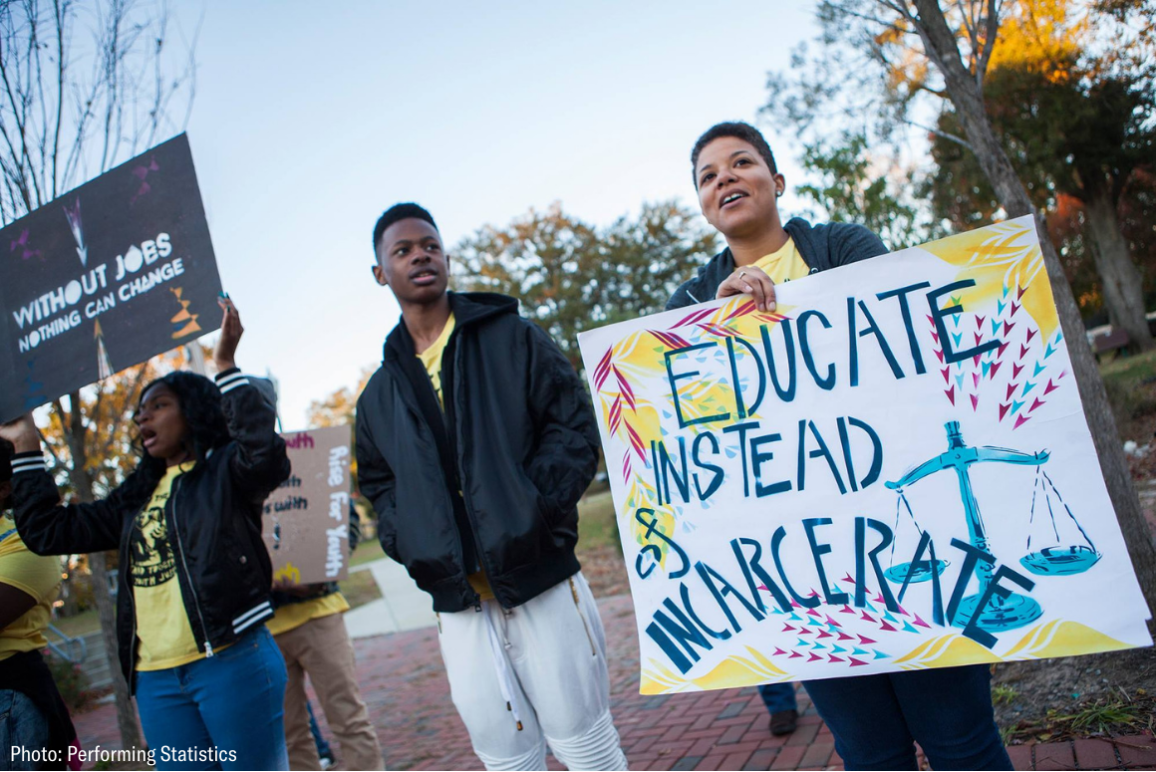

{"left": 803, "top": 665, "right": 1011, "bottom": 771}
{"left": 758, "top": 683, "right": 797, "bottom": 714}
{"left": 0, "top": 690, "right": 51, "bottom": 771}
{"left": 136, "top": 626, "right": 288, "bottom": 771}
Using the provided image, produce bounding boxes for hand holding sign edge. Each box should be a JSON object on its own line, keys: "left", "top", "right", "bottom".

{"left": 716, "top": 264, "right": 777, "bottom": 312}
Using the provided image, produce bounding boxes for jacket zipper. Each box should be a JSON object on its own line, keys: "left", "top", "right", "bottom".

{"left": 390, "top": 339, "right": 480, "bottom": 610}
{"left": 170, "top": 475, "right": 214, "bottom": 656}
{"left": 445, "top": 338, "right": 485, "bottom": 610}
{"left": 569, "top": 577, "right": 596, "bottom": 657}
{"left": 126, "top": 516, "right": 139, "bottom": 690}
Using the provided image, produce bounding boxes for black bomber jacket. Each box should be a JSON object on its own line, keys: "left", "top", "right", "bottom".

{"left": 355, "top": 292, "right": 600, "bottom": 613}
{"left": 11, "top": 369, "right": 290, "bottom": 692}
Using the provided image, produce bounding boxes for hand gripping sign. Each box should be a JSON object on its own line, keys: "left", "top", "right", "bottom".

{"left": 0, "top": 134, "right": 222, "bottom": 422}
{"left": 577, "top": 217, "right": 1152, "bottom": 694}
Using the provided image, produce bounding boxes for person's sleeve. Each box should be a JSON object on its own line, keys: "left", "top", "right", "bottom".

{"left": 0, "top": 547, "right": 61, "bottom": 603}
{"left": 355, "top": 395, "right": 400, "bottom": 562}
{"left": 215, "top": 369, "right": 291, "bottom": 502}
{"left": 833, "top": 224, "right": 889, "bottom": 266}
{"left": 11, "top": 452, "right": 131, "bottom": 556}
{"left": 524, "top": 323, "right": 600, "bottom": 518}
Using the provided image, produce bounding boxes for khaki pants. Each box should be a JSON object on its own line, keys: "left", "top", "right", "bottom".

{"left": 275, "top": 612, "right": 384, "bottom": 771}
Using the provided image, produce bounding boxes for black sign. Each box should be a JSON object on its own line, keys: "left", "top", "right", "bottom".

{"left": 0, "top": 134, "right": 221, "bottom": 421}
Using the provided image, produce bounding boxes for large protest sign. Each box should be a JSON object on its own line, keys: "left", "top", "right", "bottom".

{"left": 0, "top": 134, "right": 221, "bottom": 422}
{"left": 262, "top": 426, "right": 352, "bottom": 585}
{"left": 578, "top": 217, "right": 1152, "bottom": 694}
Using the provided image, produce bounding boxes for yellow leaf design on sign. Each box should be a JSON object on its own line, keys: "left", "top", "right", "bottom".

{"left": 1004, "top": 621, "right": 1131, "bottom": 659}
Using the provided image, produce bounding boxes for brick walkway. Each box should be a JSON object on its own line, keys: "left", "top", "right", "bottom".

{"left": 73, "top": 595, "right": 1156, "bottom": 770}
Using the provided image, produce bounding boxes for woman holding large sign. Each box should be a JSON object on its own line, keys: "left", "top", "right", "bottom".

{"left": 1, "top": 298, "right": 292, "bottom": 771}
{"left": 667, "top": 121, "right": 1012, "bottom": 771}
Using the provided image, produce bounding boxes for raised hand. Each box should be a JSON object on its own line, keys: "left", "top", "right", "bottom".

{"left": 214, "top": 294, "right": 244, "bottom": 372}
{"left": 0, "top": 414, "right": 41, "bottom": 454}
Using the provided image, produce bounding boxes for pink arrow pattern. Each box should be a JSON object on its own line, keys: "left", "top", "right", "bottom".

{"left": 926, "top": 284, "right": 1065, "bottom": 428}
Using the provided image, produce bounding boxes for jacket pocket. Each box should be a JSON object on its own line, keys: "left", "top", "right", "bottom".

{"left": 518, "top": 466, "right": 555, "bottom": 526}
{"left": 377, "top": 517, "right": 402, "bottom": 563}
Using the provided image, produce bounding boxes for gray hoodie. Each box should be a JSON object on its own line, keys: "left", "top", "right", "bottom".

{"left": 666, "top": 217, "right": 888, "bottom": 310}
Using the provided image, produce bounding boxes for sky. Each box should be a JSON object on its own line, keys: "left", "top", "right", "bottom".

{"left": 179, "top": 1, "right": 820, "bottom": 428}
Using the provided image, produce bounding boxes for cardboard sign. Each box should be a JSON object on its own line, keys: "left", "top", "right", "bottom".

{"left": 262, "top": 426, "right": 352, "bottom": 585}
{"left": 0, "top": 134, "right": 221, "bottom": 422}
{"left": 577, "top": 217, "right": 1152, "bottom": 694}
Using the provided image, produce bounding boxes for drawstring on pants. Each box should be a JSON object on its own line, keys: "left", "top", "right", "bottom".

{"left": 483, "top": 605, "right": 524, "bottom": 731}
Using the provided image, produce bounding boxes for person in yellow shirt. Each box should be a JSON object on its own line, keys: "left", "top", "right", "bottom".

{"left": 0, "top": 439, "right": 76, "bottom": 771}
{"left": 4, "top": 298, "right": 293, "bottom": 771}
{"left": 268, "top": 506, "right": 382, "bottom": 770}
{"left": 669, "top": 120, "right": 1012, "bottom": 772}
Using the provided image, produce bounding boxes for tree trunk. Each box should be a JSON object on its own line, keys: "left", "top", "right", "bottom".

{"left": 62, "top": 392, "right": 143, "bottom": 751}
{"left": 1084, "top": 186, "right": 1154, "bottom": 351}
{"left": 909, "top": 0, "right": 1156, "bottom": 615}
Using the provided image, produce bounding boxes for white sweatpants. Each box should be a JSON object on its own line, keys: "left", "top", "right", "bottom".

{"left": 437, "top": 572, "right": 629, "bottom": 771}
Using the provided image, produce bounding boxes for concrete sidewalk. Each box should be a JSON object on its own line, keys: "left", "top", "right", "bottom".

{"left": 345, "top": 557, "right": 436, "bottom": 638}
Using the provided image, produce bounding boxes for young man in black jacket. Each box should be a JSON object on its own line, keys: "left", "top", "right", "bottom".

{"left": 356, "top": 203, "right": 627, "bottom": 771}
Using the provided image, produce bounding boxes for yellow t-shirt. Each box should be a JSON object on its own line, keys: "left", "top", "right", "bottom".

{"left": 752, "top": 237, "right": 810, "bottom": 285}
{"left": 267, "top": 592, "right": 350, "bottom": 637}
{"left": 416, "top": 313, "right": 456, "bottom": 410}
{"left": 0, "top": 515, "right": 61, "bottom": 662}
{"left": 132, "top": 462, "right": 212, "bottom": 671}
{"left": 415, "top": 313, "right": 494, "bottom": 601}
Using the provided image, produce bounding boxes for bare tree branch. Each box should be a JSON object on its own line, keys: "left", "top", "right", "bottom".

{"left": 903, "top": 117, "right": 974, "bottom": 150}
{"left": 975, "top": 0, "right": 1002, "bottom": 83}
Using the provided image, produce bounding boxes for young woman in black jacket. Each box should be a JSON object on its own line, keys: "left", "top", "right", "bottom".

{"left": 671, "top": 121, "right": 1012, "bottom": 771}
{"left": 1, "top": 298, "right": 292, "bottom": 771}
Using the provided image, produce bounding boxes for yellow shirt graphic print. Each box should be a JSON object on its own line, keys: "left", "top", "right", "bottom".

{"left": 132, "top": 461, "right": 208, "bottom": 671}
{"left": 752, "top": 237, "right": 809, "bottom": 285}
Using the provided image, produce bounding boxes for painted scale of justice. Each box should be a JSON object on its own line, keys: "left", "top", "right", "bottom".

{"left": 883, "top": 420, "right": 1099, "bottom": 635}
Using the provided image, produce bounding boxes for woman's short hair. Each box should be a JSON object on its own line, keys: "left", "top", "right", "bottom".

{"left": 691, "top": 121, "right": 778, "bottom": 188}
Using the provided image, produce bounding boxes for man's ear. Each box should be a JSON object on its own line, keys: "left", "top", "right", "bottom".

{"left": 445, "top": 253, "right": 452, "bottom": 276}
{"left": 371, "top": 263, "right": 388, "bottom": 287}
{"left": 773, "top": 172, "right": 787, "bottom": 197}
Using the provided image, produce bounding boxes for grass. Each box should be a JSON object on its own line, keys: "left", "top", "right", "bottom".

{"left": 51, "top": 608, "right": 100, "bottom": 638}
{"left": 1100, "top": 349, "right": 1156, "bottom": 441}
{"left": 577, "top": 489, "right": 620, "bottom": 552}
{"left": 1049, "top": 699, "right": 1147, "bottom": 735}
{"left": 991, "top": 684, "right": 1019, "bottom": 706}
{"left": 340, "top": 568, "right": 382, "bottom": 609}
{"left": 1100, "top": 348, "right": 1156, "bottom": 381}
{"left": 1004, "top": 694, "right": 1156, "bottom": 744}
{"left": 350, "top": 538, "right": 385, "bottom": 567}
